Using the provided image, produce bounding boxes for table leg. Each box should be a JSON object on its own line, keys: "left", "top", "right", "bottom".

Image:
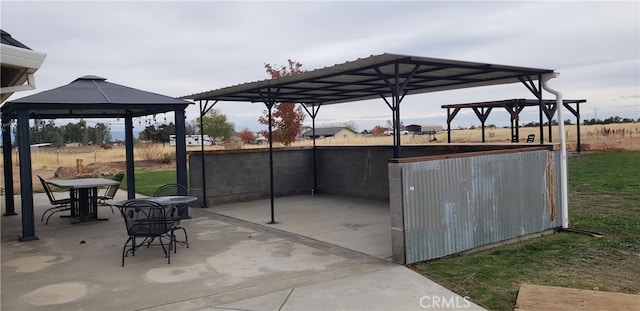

{"left": 71, "top": 189, "right": 78, "bottom": 217}
{"left": 89, "top": 187, "right": 98, "bottom": 219}
{"left": 71, "top": 187, "right": 109, "bottom": 224}
{"left": 78, "top": 188, "right": 90, "bottom": 221}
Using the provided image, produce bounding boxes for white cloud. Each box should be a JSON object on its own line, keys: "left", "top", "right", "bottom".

{"left": 1, "top": 0, "right": 638, "bottom": 134}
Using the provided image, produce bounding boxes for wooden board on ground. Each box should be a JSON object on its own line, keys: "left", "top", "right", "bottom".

{"left": 515, "top": 283, "right": 640, "bottom": 311}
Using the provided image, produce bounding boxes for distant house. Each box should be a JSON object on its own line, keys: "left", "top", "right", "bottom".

{"left": 298, "top": 126, "right": 312, "bottom": 138}
{"left": 255, "top": 135, "right": 268, "bottom": 144}
{"left": 30, "top": 143, "right": 52, "bottom": 153}
{"left": 302, "top": 127, "right": 358, "bottom": 139}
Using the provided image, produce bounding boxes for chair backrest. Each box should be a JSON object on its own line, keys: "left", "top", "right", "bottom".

{"left": 153, "top": 184, "right": 188, "bottom": 222}
{"left": 37, "top": 175, "right": 58, "bottom": 204}
{"left": 153, "top": 184, "right": 188, "bottom": 197}
{"left": 112, "top": 172, "right": 125, "bottom": 182}
{"left": 103, "top": 173, "right": 125, "bottom": 199}
{"left": 120, "top": 199, "right": 172, "bottom": 237}
{"left": 526, "top": 134, "right": 535, "bottom": 143}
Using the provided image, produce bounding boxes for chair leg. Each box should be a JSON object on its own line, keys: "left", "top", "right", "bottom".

{"left": 156, "top": 234, "right": 170, "bottom": 264}
{"left": 122, "top": 237, "right": 133, "bottom": 267}
{"left": 175, "top": 227, "right": 189, "bottom": 248}
{"left": 98, "top": 200, "right": 115, "bottom": 214}
{"left": 44, "top": 206, "right": 71, "bottom": 225}
{"left": 41, "top": 206, "right": 63, "bottom": 223}
{"left": 168, "top": 231, "right": 174, "bottom": 264}
{"left": 41, "top": 209, "right": 50, "bottom": 223}
{"left": 45, "top": 213, "right": 55, "bottom": 225}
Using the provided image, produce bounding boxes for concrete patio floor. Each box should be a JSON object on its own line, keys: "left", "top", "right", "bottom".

{"left": 1, "top": 191, "right": 483, "bottom": 310}
{"left": 211, "top": 194, "right": 392, "bottom": 261}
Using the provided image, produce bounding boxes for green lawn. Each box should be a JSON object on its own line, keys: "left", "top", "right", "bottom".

{"left": 119, "top": 170, "right": 181, "bottom": 196}
{"left": 409, "top": 150, "right": 640, "bottom": 310}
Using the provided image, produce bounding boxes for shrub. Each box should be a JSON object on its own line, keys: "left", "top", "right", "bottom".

{"left": 160, "top": 153, "right": 174, "bottom": 164}
{"left": 136, "top": 143, "right": 163, "bottom": 161}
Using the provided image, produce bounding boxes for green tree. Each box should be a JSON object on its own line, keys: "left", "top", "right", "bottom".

{"left": 199, "top": 109, "right": 235, "bottom": 145}
{"left": 158, "top": 123, "right": 176, "bottom": 143}
{"left": 26, "top": 120, "right": 111, "bottom": 146}
{"left": 258, "top": 59, "right": 306, "bottom": 146}
{"left": 29, "top": 119, "right": 47, "bottom": 143}
{"left": 138, "top": 125, "right": 159, "bottom": 142}
{"left": 61, "top": 122, "right": 82, "bottom": 144}
{"left": 138, "top": 123, "right": 176, "bottom": 143}
{"left": 87, "top": 122, "right": 110, "bottom": 145}
{"left": 185, "top": 119, "right": 198, "bottom": 135}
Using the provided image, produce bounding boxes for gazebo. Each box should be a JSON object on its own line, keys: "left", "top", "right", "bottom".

{"left": 1, "top": 75, "right": 193, "bottom": 241}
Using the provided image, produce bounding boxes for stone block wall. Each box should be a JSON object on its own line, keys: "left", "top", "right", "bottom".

{"left": 189, "top": 148, "right": 313, "bottom": 206}
{"left": 189, "top": 144, "right": 535, "bottom": 206}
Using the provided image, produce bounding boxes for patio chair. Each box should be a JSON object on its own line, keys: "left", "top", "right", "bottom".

{"left": 153, "top": 184, "right": 189, "bottom": 249}
{"left": 97, "top": 172, "right": 125, "bottom": 213}
{"left": 120, "top": 199, "right": 176, "bottom": 266}
{"left": 38, "top": 175, "right": 75, "bottom": 225}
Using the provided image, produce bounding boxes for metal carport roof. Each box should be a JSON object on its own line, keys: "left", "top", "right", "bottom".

{"left": 183, "top": 53, "right": 554, "bottom": 105}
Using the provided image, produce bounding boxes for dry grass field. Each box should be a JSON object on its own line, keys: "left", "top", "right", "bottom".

{"left": 293, "top": 123, "right": 640, "bottom": 151}
{"left": 1, "top": 123, "right": 638, "bottom": 191}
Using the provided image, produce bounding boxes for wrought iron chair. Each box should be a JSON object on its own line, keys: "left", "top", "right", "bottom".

{"left": 153, "top": 184, "right": 189, "bottom": 249}
{"left": 97, "top": 172, "right": 125, "bottom": 213}
{"left": 39, "top": 175, "right": 75, "bottom": 225}
{"left": 120, "top": 199, "right": 176, "bottom": 266}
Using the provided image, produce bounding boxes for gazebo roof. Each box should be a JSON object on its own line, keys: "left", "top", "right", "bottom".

{"left": 1, "top": 75, "right": 191, "bottom": 119}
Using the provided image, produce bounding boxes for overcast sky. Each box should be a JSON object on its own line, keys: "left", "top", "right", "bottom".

{"left": 2, "top": 0, "right": 638, "bottom": 135}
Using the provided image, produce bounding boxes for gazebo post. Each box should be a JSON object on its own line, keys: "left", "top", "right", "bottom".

{"left": 174, "top": 108, "right": 189, "bottom": 219}
{"left": 301, "top": 103, "right": 321, "bottom": 193}
{"left": 446, "top": 108, "right": 452, "bottom": 143}
{"left": 17, "top": 109, "right": 37, "bottom": 241}
{"left": 198, "top": 99, "right": 219, "bottom": 208}
{"left": 576, "top": 103, "right": 582, "bottom": 152}
{"left": 199, "top": 100, "right": 206, "bottom": 207}
{"left": 2, "top": 115, "right": 16, "bottom": 216}
{"left": 393, "top": 63, "right": 402, "bottom": 158}
{"left": 125, "top": 116, "right": 136, "bottom": 199}
{"left": 265, "top": 96, "right": 276, "bottom": 224}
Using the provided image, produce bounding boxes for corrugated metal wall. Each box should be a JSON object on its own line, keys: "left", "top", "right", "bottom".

{"left": 391, "top": 149, "right": 563, "bottom": 264}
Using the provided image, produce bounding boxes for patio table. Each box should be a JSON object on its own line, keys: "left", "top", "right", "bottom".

{"left": 115, "top": 195, "right": 196, "bottom": 206}
{"left": 48, "top": 178, "right": 120, "bottom": 223}
{"left": 115, "top": 196, "right": 197, "bottom": 219}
